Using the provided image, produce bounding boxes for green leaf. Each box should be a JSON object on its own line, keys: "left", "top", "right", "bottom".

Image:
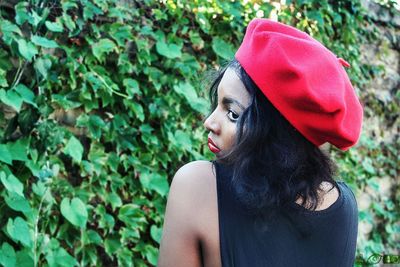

{"left": 0, "top": 20, "right": 22, "bottom": 45}
{"left": 29, "top": 10, "right": 43, "bottom": 28}
{"left": 174, "top": 130, "right": 192, "bottom": 151}
{"left": 15, "top": 2, "right": 30, "bottom": 26}
{"left": 45, "top": 246, "right": 78, "bottom": 267}
{"left": 127, "top": 101, "right": 144, "bottom": 122}
{"left": 150, "top": 225, "right": 162, "bottom": 244}
{"left": 144, "top": 245, "right": 158, "bottom": 266}
{"left": 173, "top": 82, "right": 198, "bottom": 99}
{"left": 34, "top": 57, "right": 52, "bottom": 78}
{"left": 6, "top": 217, "right": 32, "bottom": 247}
{"left": 173, "top": 82, "right": 208, "bottom": 113}
{"left": 0, "top": 172, "right": 24, "bottom": 197}
{"left": 123, "top": 78, "right": 141, "bottom": 97}
{"left": 52, "top": 94, "right": 81, "bottom": 110}
{"left": 8, "top": 139, "right": 29, "bottom": 161}
{"left": 31, "top": 35, "right": 59, "bottom": 48}
{"left": 83, "top": 1, "right": 104, "bottom": 20}
{"left": 84, "top": 230, "right": 103, "bottom": 245}
{"left": 104, "top": 236, "right": 121, "bottom": 256}
{"left": 106, "top": 191, "right": 122, "bottom": 211}
{"left": 139, "top": 170, "right": 169, "bottom": 197}
{"left": 61, "top": 13, "right": 75, "bottom": 32}
{"left": 0, "top": 69, "right": 8, "bottom": 87}
{"left": 0, "top": 89, "right": 23, "bottom": 112}
{"left": 15, "top": 250, "right": 34, "bottom": 267}
{"left": 118, "top": 204, "right": 147, "bottom": 228}
{"left": 92, "top": 39, "right": 116, "bottom": 61}
{"left": 0, "top": 145, "right": 12, "bottom": 164}
{"left": 0, "top": 242, "right": 16, "bottom": 267}
{"left": 5, "top": 192, "right": 31, "bottom": 213}
{"left": 60, "top": 197, "right": 88, "bottom": 228}
{"left": 109, "top": 24, "right": 133, "bottom": 46}
{"left": 16, "top": 39, "right": 38, "bottom": 61}
{"left": 14, "top": 84, "right": 37, "bottom": 107}
{"left": 64, "top": 136, "right": 84, "bottom": 163}
{"left": 45, "top": 20, "right": 63, "bottom": 32}
{"left": 156, "top": 40, "right": 182, "bottom": 59}
{"left": 212, "top": 37, "right": 235, "bottom": 60}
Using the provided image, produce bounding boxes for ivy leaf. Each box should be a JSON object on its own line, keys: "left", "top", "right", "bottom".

{"left": 14, "top": 84, "right": 37, "bottom": 108}
{"left": 104, "top": 236, "right": 121, "bottom": 256}
{"left": 118, "top": 204, "right": 147, "bottom": 228}
{"left": 0, "top": 69, "right": 8, "bottom": 87}
{"left": 16, "top": 39, "right": 38, "bottom": 61}
{"left": 83, "top": 1, "right": 104, "bottom": 20}
{"left": 45, "top": 20, "right": 63, "bottom": 32}
{"left": 0, "top": 145, "right": 12, "bottom": 164}
{"left": 15, "top": 250, "right": 33, "bottom": 267}
{"left": 212, "top": 37, "right": 235, "bottom": 60}
{"left": 92, "top": 39, "right": 116, "bottom": 61}
{"left": 123, "top": 78, "right": 141, "bottom": 97}
{"left": 0, "top": 172, "right": 24, "bottom": 197}
{"left": 5, "top": 192, "right": 31, "bottom": 213}
{"left": 6, "top": 217, "right": 32, "bottom": 247}
{"left": 15, "top": 2, "right": 30, "bottom": 26}
{"left": 109, "top": 24, "right": 133, "bottom": 46}
{"left": 174, "top": 130, "right": 192, "bottom": 151}
{"left": 34, "top": 57, "right": 52, "bottom": 78}
{"left": 173, "top": 82, "right": 208, "bottom": 114}
{"left": 0, "top": 242, "right": 16, "bottom": 267}
{"left": 144, "top": 245, "right": 158, "bottom": 266}
{"left": 126, "top": 101, "right": 144, "bottom": 122}
{"left": 150, "top": 225, "right": 162, "bottom": 244}
{"left": 31, "top": 35, "right": 59, "bottom": 48}
{"left": 64, "top": 136, "right": 84, "bottom": 163}
{"left": 139, "top": 170, "right": 169, "bottom": 197}
{"left": 0, "top": 89, "right": 23, "bottom": 112}
{"left": 173, "top": 82, "right": 198, "bottom": 99}
{"left": 45, "top": 246, "right": 78, "bottom": 267}
{"left": 60, "top": 197, "right": 88, "bottom": 228}
{"left": 0, "top": 20, "right": 22, "bottom": 45}
{"left": 8, "top": 138, "right": 29, "bottom": 162}
{"left": 156, "top": 40, "right": 182, "bottom": 59}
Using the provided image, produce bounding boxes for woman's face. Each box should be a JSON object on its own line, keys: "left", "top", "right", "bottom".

{"left": 204, "top": 68, "right": 251, "bottom": 157}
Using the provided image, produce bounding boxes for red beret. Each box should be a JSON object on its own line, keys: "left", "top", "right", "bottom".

{"left": 235, "top": 18, "right": 363, "bottom": 151}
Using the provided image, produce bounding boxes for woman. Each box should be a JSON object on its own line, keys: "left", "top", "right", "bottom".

{"left": 157, "top": 19, "right": 362, "bottom": 267}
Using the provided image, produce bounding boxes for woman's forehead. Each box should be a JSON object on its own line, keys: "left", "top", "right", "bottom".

{"left": 217, "top": 68, "right": 251, "bottom": 107}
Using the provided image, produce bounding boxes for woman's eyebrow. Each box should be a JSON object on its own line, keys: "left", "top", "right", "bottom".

{"left": 222, "top": 97, "right": 245, "bottom": 110}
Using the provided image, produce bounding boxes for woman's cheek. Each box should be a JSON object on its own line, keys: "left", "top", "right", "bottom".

{"left": 225, "top": 125, "right": 237, "bottom": 150}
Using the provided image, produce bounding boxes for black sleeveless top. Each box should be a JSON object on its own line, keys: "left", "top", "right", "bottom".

{"left": 214, "top": 161, "right": 358, "bottom": 267}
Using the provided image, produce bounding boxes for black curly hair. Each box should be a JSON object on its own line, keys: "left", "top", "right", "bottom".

{"left": 206, "top": 59, "right": 339, "bottom": 219}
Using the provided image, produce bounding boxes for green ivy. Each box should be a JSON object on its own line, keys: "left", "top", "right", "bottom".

{"left": 0, "top": 0, "right": 398, "bottom": 266}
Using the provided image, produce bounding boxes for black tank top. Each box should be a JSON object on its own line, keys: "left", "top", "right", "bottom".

{"left": 214, "top": 161, "right": 358, "bottom": 267}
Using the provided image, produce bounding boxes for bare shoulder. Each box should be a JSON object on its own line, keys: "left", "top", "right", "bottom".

{"left": 171, "top": 160, "right": 216, "bottom": 204}
{"left": 158, "top": 160, "right": 216, "bottom": 267}
{"left": 175, "top": 160, "right": 215, "bottom": 178}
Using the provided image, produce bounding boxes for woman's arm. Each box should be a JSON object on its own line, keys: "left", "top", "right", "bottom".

{"left": 157, "top": 164, "right": 203, "bottom": 267}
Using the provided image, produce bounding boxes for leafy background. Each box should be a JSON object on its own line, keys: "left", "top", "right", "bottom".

{"left": 0, "top": 0, "right": 398, "bottom": 266}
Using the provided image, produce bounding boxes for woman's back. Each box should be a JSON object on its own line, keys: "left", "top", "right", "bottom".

{"left": 214, "top": 160, "right": 358, "bottom": 267}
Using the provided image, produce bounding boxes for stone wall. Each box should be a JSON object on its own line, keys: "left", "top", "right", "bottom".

{"left": 358, "top": 0, "right": 399, "bottom": 257}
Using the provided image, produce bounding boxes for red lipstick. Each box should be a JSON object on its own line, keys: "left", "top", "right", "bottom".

{"left": 208, "top": 137, "right": 221, "bottom": 153}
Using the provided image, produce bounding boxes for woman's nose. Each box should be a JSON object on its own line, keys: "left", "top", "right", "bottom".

{"left": 203, "top": 112, "right": 220, "bottom": 135}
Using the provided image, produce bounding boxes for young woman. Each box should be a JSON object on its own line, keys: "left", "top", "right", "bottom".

{"left": 157, "top": 19, "right": 363, "bottom": 267}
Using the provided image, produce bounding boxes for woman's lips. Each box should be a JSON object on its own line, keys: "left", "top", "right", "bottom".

{"left": 208, "top": 137, "right": 221, "bottom": 153}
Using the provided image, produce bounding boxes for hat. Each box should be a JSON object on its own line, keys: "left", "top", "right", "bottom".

{"left": 235, "top": 18, "right": 363, "bottom": 150}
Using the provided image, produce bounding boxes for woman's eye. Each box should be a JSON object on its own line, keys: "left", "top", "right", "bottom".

{"left": 227, "top": 110, "right": 239, "bottom": 121}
